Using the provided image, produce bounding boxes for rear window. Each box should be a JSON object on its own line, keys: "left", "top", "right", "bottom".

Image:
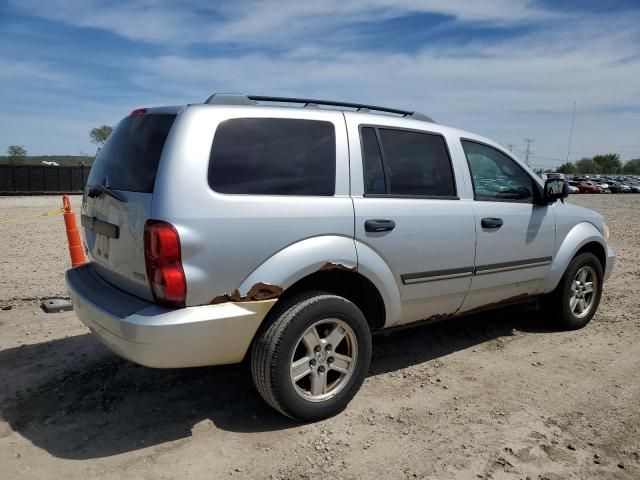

{"left": 209, "top": 118, "right": 336, "bottom": 196}
{"left": 87, "top": 113, "right": 176, "bottom": 193}
{"left": 360, "top": 126, "right": 456, "bottom": 197}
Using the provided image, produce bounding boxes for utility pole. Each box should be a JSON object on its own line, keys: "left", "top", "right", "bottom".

{"left": 566, "top": 102, "right": 576, "bottom": 163}
{"left": 523, "top": 138, "right": 534, "bottom": 167}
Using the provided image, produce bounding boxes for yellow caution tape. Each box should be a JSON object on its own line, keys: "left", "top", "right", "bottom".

{"left": 0, "top": 207, "right": 65, "bottom": 225}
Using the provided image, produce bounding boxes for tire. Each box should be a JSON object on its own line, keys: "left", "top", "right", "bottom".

{"left": 251, "top": 291, "right": 372, "bottom": 421}
{"left": 543, "top": 252, "right": 603, "bottom": 330}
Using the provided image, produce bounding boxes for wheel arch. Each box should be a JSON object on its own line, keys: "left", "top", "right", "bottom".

{"left": 229, "top": 235, "right": 398, "bottom": 332}
{"left": 574, "top": 241, "right": 606, "bottom": 271}
{"left": 540, "top": 222, "right": 607, "bottom": 294}
{"left": 275, "top": 269, "right": 386, "bottom": 331}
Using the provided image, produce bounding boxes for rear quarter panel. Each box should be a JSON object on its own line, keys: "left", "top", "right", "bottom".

{"left": 151, "top": 105, "right": 354, "bottom": 306}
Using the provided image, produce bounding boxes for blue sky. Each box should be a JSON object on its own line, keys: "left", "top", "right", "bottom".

{"left": 1, "top": 0, "right": 639, "bottom": 167}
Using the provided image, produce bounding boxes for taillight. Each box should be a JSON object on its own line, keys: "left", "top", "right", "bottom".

{"left": 130, "top": 108, "right": 148, "bottom": 117}
{"left": 144, "top": 220, "right": 186, "bottom": 308}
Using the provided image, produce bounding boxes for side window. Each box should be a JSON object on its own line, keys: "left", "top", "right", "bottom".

{"left": 360, "top": 127, "right": 386, "bottom": 194}
{"left": 209, "top": 118, "right": 336, "bottom": 195}
{"left": 461, "top": 140, "right": 535, "bottom": 202}
{"left": 360, "top": 127, "right": 456, "bottom": 197}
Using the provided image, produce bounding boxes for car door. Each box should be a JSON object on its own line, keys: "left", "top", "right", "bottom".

{"left": 458, "top": 139, "right": 556, "bottom": 313}
{"left": 347, "top": 117, "right": 477, "bottom": 326}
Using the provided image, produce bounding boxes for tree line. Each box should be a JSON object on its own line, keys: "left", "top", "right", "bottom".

{"left": 556, "top": 154, "right": 640, "bottom": 175}
{"left": 0, "top": 155, "right": 95, "bottom": 166}
{"left": 3, "top": 125, "right": 113, "bottom": 166}
{"left": 4, "top": 126, "right": 640, "bottom": 175}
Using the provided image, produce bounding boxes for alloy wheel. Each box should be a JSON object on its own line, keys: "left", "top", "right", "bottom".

{"left": 569, "top": 265, "right": 598, "bottom": 319}
{"left": 289, "top": 319, "right": 358, "bottom": 402}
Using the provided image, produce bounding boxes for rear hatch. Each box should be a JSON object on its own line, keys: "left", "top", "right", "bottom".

{"left": 82, "top": 110, "right": 177, "bottom": 301}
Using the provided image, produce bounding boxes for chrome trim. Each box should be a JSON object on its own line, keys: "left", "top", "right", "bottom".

{"left": 474, "top": 258, "right": 551, "bottom": 276}
{"left": 401, "top": 256, "right": 552, "bottom": 284}
{"left": 403, "top": 270, "right": 473, "bottom": 284}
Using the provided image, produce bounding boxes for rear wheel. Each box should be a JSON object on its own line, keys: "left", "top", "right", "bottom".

{"left": 544, "top": 252, "right": 603, "bottom": 330}
{"left": 251, "top": 292, "right": 371, "bottom": 421}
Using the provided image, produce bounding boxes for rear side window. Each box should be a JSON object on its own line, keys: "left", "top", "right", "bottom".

{"left": 209, "top": 118, "right": 336, "bottom": 196}
{"left": 361, "top": 127, "right": 386, "bottom": 194}
{"left": 87, "top": 114, "right": 176, "bottom": 193}
{"left": 360, "top": 126, "right": 456, "bottom": 197}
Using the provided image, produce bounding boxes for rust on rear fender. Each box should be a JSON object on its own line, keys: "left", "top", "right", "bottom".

{"left": 210, "top": 261, "right": 355, "bottom": 305}
{"left": 318, "top": 261, "right": 357, "bottom": 272}
{"left": 211, "top": 282, "right": 284, "bottom": 305}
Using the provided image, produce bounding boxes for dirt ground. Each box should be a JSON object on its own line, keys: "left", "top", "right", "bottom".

{"left": 1, "top": 194, "right": 639, "bottom": 480}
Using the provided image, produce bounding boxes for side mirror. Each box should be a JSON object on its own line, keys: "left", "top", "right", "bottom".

{"left": 543, "top": 178, "right": 569, "bottom": 203}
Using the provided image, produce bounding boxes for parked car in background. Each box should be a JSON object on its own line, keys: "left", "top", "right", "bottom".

{"left": 608, "top": 181, "right": 630, "bottom": 193}
{"left": 551, "top": 176, "right": 640, "bottom": 194}
{"left": 607, "top": 182, "right": 622, "bottom": 193}
{"left": 66, "top": 93, "right": 615, "bottom": 420}
{"left": 544, "top": 172, "right": 565, "bottom": 181}
{"left": 578, "top": 182, "right": 603, "bottom": 193}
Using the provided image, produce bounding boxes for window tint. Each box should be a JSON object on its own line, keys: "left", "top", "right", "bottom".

{"left": 209, "top": 118, "right": 335, "bottom": 196}
{"left": 361, "top": 128, "right": 455, "bottom": 197}
{"left": 461, "top": 140, "right": 534, "bottom": 202}
{"left": 361, "top": 127, "right": 385, "bottom": 194}
{"left": 88, "top": 114, "right": 176, "bottom": 193}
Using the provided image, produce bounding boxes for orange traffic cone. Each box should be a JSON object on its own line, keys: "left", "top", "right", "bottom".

{"left": 62, "top": 195, "right": 87, "bottom": 267}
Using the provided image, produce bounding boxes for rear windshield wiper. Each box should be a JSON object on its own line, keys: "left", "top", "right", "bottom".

{"left": 87, "top": 184, "right": 128, "bottom": 203}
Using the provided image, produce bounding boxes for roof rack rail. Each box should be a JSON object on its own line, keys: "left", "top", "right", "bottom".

{"left": 204, "top": 93, "right": 435, "bottom": 122}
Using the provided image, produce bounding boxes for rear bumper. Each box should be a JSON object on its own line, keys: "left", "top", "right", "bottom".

{"left": 604, "top": 243, "right": 615, "bottom": 282}
{"left": 65, "top": 264, "right": 275, "bottom": 368}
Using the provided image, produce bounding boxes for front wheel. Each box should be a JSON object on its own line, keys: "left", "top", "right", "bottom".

{"left": 544, "top": 252, "right": 603, "bottom": 330}
{"left": 251, "top": 292, "right": 372, "bottom": 421}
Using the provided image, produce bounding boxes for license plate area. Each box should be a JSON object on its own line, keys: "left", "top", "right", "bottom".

{"left": 81, "top": 214, "right": 120, "bottom": 239}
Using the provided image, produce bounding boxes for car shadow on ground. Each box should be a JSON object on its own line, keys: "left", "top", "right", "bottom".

{"left": 0, "top": 302, "right": 553, "bottom": 460}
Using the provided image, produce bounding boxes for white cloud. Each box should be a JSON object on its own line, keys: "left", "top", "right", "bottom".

{"left": 135, "top": 19, "right": 640, "bottom": 117}
{"left": 0, "top": 59, "right": 72, "bottom": 86}
{"left": 205, "top": 0, "right": 554, "bottom": 45}
{"left": 9, "top": 0, "right": 204, "bottom": 44}
{"left": 3, "top": 1, "right": 639, "bottom": 161}
{"left": 129, "top": 11, "right": 640, "bottom": 163}
{"left": 12, "top": 0, "right": 555, "bottom": 46}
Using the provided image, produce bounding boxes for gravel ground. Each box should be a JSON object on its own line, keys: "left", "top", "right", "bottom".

{"left": 0, "top": 194, "right": 639, "bottom": 479}
{"left": 0, "top": 195, "right": 82, "bottom": 302}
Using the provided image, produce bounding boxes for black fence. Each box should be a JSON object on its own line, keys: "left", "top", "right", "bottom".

{"left": 0, "top": 165, "right": 91, "bottom": 194}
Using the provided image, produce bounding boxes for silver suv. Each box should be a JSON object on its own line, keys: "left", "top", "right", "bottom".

{"left": 66, "top": 94, "right": 615, "bottom": 421}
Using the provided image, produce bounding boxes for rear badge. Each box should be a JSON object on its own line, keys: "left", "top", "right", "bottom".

{"left": 133, "top": 271, "right": 146, "bottom": 281}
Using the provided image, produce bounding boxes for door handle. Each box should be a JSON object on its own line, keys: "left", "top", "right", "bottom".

{"left": 481, "top": 217, "right": 503, "bottom": 229}
{"left": 365, "top": 219, "right": 396, "bottom": 232}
